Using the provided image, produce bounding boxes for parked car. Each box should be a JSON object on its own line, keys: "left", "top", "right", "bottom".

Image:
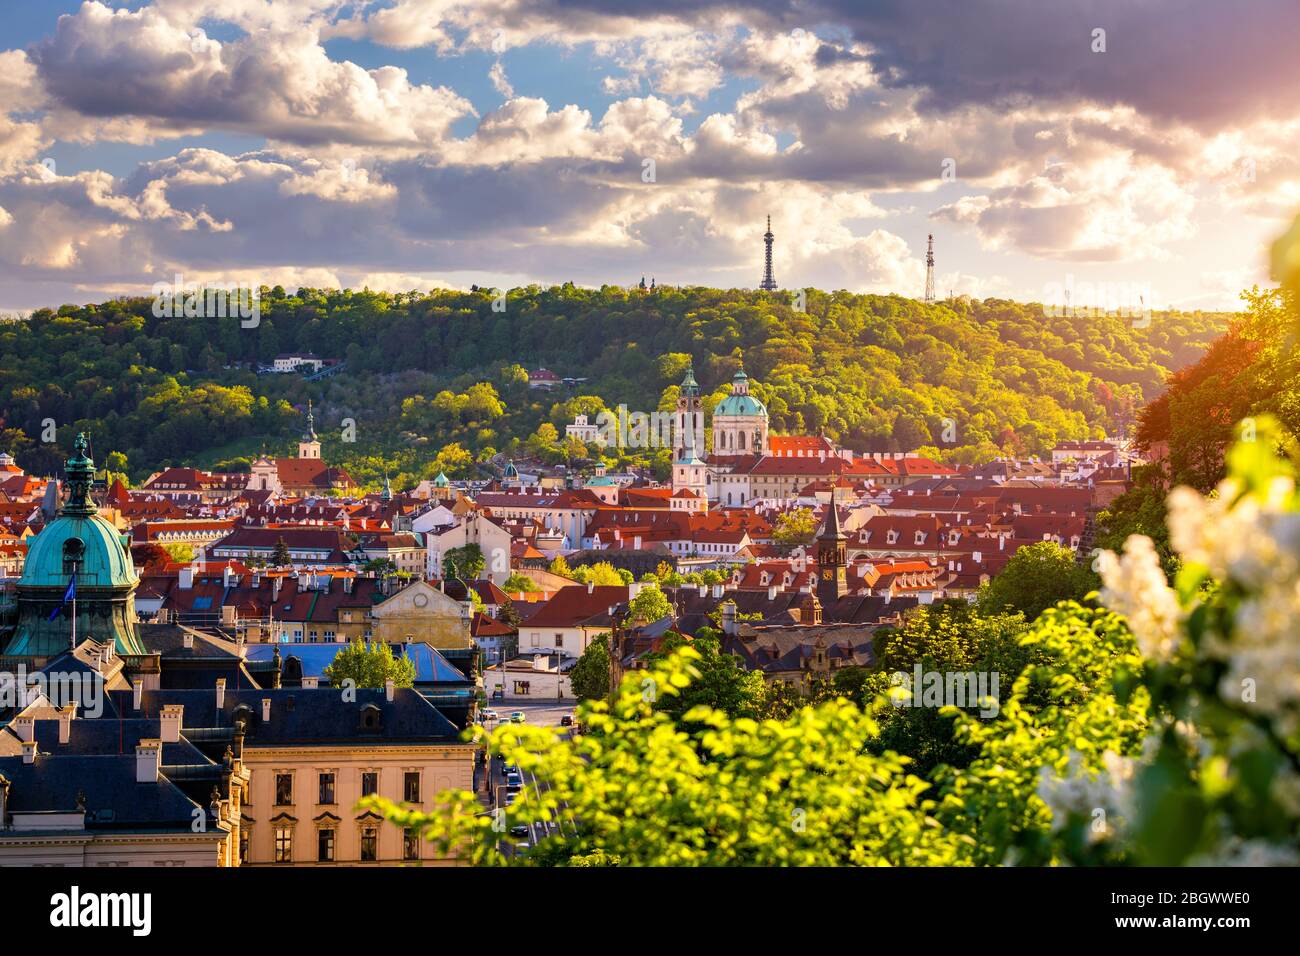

{"left": 509, "top": 824, "right": 529, "bottom": 838}
{"left": 482, "top": 709, "right": 499, "bottom": 721}
{"left": 505, "top": 771, "right": 523, "bottom": 790}
{"left": 509, "top": 711, "right": 526, "bottom": 723}
{"left": 559, "top": 715, "right": 573, "bottom": 727}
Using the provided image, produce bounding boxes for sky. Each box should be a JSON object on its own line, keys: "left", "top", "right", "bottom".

{"left": 0, "top": 0, "right": 1297, "bottom": 313}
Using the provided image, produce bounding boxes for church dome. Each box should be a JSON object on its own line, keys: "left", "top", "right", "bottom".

{"left": 714, "top": 393, "right": 768, "bottom": 418}
{"left": 19, "top": 512, "right": 138, "bottom": 589}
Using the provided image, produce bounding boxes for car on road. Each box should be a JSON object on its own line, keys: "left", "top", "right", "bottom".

{"left": 560, "top": 715, "right": 573, "bottom": 726}
{"left": 504, "top": 791, "right": 518, "bottom": 806}
{"left": 509, "top": 711, "right": 526, "bottom": 723}
{"left": 505, "top": 771, "right": 523, "bottom": 790}
{"left": 509, "top": 824, "right": 529, "bottom": 838}
{"left": 482, "top": 709, "right": 499, "bottom": 721}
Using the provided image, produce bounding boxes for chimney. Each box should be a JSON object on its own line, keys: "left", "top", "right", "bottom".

{"left": 344, "top": 576, "right": 354, "bottom": 594}
{"left": 178, "top": 566, "right": 194, "bottom": 589}
{"left": 135, "top": 739, "right": 161, "bottom": 782}
{"left": 57, "top": 704, "right": 76, "bottom": 744}
{"left": 132, "top": 682, "right": 143, "bottom": 711}
{"left": 767, "top": 584, "right": 777, "bottom": 601}
{"left": 160, "top": 704, "right": 183, "bottom": 743}
{"left": 297, "top": 572, "right": 310, "bottom": 590}
{"left": 251, "top": 571, "right": 262, "bottom": 588}
{"left": 215, "top": 678, "right": 226, "bottom": 709}
{"left": 720, "top": 602, "right": 737, "bottom": 636}
{"left": 385, "top": 679, "right": 395, "bottom": 702}
{"left": 261, "top": 698, "right": 271, "bottom": 721}
{"left": 973, "top": 551, "right": 983, "bottom": 563}
{"left": 21, "top": 740, "right": 36, "bottom": 764}
{"left": 183, "top": 631, "right": 194, "bottom": 649}
{"left": 12, "top": 715, "right": 33, "bottom": 743}
{"left": 223, "top": 564, "right": 236, "bottom": 587}
{"left": 587, "top": 581, "right": 594, "bottom": 595}
{"left": 272, "top": 577, "right": 283, "bottom": 600}
{"left": 302, "top": 676, "right": 319, "bottom": 689}
{"left": 712, "top": 583, "right": 724, "bottom": 599}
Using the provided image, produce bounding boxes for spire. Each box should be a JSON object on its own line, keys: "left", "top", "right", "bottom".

{"left": 381, "top": 472, "right": 393, "bottom": 501}
{"left": 924, "top": 234, "right": 936, "bottom": 304}
{"left": 760, "top": 215, "right": 777, "bottom": 291}
{"left": 679, "top": 366, "right": 699, "bottom": 394}
{"left": 819, "top": 500, "right": 845, "bottom": 543}
{"left": 62, "top": 433, "right": 97, "bottom": 517}
{"left": 304, "top": 399, "right": 317, "bottom": 440}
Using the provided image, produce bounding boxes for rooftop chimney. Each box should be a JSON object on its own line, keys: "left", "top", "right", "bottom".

{"left": 215, "top": 678, "right": 226, "bottom": 709}
{"left": 12, "top": 715, "right": 33, "bottom": 743}
{"left": 182, "top": 631, "right": 194, "bottom": 649}
{"left": 587, "top": 581, "right": 594, "bottom": 594}
{"left": 261, "top": 698, "right": 271, "bottom": 722}
{"left": 57, "top": 704, "right": 76, "bottom": 744}
{"left": 160, "top": 704, "right": 184, "bottom": 743}
{"left": 135, "top": 739, "right": 161, "bottom": 782}
{"left": 302, "top": 676, "right": 319, "bottom": 689}
{"left": 178, "top": 567, "right": 194, "bottom": 589}
{"left": 385, "top": 678, "right": 396, "bottom": 702}
{"left": 768, "top": 584, "right": 777, "bottom": 601}
{"left": 132, "top": 682, "right": 143, "bottom": 711}
{"left": 21, "top": 740, "right": 36, "bottom": 764}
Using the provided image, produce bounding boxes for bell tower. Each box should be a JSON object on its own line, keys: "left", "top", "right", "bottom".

{"left": 298, "top": 400, "right": 321, "bottom": 459}
{"left": 815, "top": 502, "right": 848, "bottom": 606}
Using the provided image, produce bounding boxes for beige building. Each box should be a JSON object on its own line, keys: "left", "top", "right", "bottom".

{"left": 367, "top": 579, "right": 473, "bottom": 649}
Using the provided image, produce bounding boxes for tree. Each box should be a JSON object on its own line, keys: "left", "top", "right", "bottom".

{"left": 978, "top": 541, "right": 1096, "bottom": 621}
{"left": 569, "top": 633, "right": 610, "bottom": 702}
{"left": 322, "top": 639, "right": 416, "bottom": 690}
{"left": 503, "top": 572, "right": 540, "bottom": 593}
{"left": 627, "top": 584, "right": 672, "bottom": 625}
{"left": 548, "top": 554, "right": 572, "bottom": 578}
{"left": 642, "top": 629, "right": 766, "bottom": 723}
{"left": 271, "top": 536, "right": 291, "bottom": 567}
{"left": 363, "top": 558, "right": 398, "bottom": 577}
{"left": 443, "top": 544, "right": 485, "bottom": 581}
{"left": 569, "top": 562, "right": 625, "bottom": 586}
{"left": 772, "top": 507, "right": 817, "bottom": 550}
{"left": 163, "top": 543, "right": 196, "bottom": 565}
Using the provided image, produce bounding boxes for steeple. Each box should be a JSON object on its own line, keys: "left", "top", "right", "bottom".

{"left": 298, "top": 401, "right": 321, "bottom": 459}
{"left": 760, "top": 216, "right": 777, "bottom": 291}
{"left": 381, "top": 472, "right": 393, "bottom": 501}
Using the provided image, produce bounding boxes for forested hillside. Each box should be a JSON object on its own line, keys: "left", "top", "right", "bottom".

{"left": 0, "top": 286, "right": 1229, "bottom": 487}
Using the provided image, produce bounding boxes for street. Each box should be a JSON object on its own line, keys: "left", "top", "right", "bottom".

{"left": 478, "top": 702, "right": 577, "bottom": 857}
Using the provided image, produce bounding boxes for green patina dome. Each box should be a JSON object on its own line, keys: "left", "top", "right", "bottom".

{"left": 714, "top": 393, "right": 768, "bottom": 417}
{"left": 19, "top": 512, "right": 138, "bottom": 589}
{"left": 5, "top": 434, "right": 144, "bottom": 658}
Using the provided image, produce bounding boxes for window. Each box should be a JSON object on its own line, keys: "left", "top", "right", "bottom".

{"left": 555, "top": 634, "right": 564, "bottom": 648}
{"left": 239, "top": 829, "right": 249, "bottom": 864}
{"left": 404, "top": 772, "right": 421, "bottom": 803}
{"left": 318, "top": 772, "right": 335, "bottom": 805}
{"left": 360, "top": 826, "right": 378, "bottom": 862}
{"left": 514, "top": 680, "right": 532, "bottom": 696}
{"left": 274, "top": 827, "right": 293, "bottom": 863}
{"left": 275, "top": 773, "right": 293, "bottom": 806}
{"left": 403, "top": 828, "right": 419, "bottom": 861}
{"left": 317, "top": 828, "right": 335, "bottom": 862}
{"left": 361, "top": 771, "right": 378, "bottom": 797}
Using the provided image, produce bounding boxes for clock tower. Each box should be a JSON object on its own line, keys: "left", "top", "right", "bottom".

{"left": 815, "top": 502, "right": 848, "bottom": 607}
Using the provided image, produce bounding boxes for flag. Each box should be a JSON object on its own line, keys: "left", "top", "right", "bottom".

{"left": 48, "top": 571, "right": 76, "bottom": 621}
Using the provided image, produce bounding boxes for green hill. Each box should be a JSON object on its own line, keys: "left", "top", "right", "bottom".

{"left": 0, "top": 285, "right": 1231, "bottom": 489}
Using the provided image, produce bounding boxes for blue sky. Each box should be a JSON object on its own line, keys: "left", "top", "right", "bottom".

{"left": 0, "top": 0, "right": 1296, "bottom": 311}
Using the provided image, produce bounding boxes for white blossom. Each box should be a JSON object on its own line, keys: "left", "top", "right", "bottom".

{"left": 1097, "top": 535, "right": 1182, "bottom": 662}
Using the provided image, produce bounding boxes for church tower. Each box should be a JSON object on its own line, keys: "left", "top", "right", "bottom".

{"left": 298, "top": 400, "right": 321, "bottom": 459}
{"left": 674, "top": 366, "right": 703, "bottom": 461}
{"left": 815, "top": 502, "right": 848, "bottom": 607}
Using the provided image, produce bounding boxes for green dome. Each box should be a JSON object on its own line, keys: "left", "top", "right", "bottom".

{"left": 20, "top": 513, "right": 138, "bottom": 589}
{"left": 714, "top": 394, "right": 768, "bottom": 417}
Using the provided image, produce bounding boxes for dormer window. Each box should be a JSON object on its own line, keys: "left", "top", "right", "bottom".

{"left": 359, "top": 704, "right": 381, "bottom": 731}
{"left": 915, "top": 531, "right": 926, "bottom": 545}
